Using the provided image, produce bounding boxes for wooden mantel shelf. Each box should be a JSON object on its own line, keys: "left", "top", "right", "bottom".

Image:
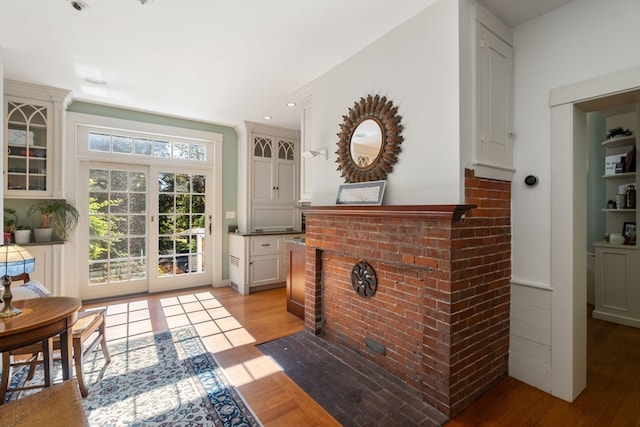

{"left": 301, "top": 205, "right": 476, "bottom": 222}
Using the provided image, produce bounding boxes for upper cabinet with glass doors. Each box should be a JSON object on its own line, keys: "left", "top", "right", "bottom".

{"left": 3, "top": 80, "right": 73, "bottom": 198}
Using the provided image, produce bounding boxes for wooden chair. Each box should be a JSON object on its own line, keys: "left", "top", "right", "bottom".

{"left": 0, "top": 274, "right": 110, "bottom": 403}
{"left": 0, "top": 379, "right": 89, "bottom": 426}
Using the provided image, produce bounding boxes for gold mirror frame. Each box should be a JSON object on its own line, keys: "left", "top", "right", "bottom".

{"left": 336, "top": 94, "right": 403, "bottom": 183}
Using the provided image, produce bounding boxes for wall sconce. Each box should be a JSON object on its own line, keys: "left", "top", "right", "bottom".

{"left": 302, "top": 149, "right": 327, "bottom": 160}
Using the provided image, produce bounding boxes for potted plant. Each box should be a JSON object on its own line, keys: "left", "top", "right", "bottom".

{"left": 3, "top": 208, "right": 32, "bottom": 244}
{"left": 606, "top": 126, "right": 634, "bottom": 140}
{"left": 4, "top": 208, "right": 18, "bottom": 241}
{"left": 27, "top": 200, "right": 80, "bottom": 242}
{"left": 14, "top": 225, "right": 32, "bottom": 245}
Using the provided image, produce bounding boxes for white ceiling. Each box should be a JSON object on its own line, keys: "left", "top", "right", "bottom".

{"left": 0, "top": 0, "right": 573, "bottom": 130}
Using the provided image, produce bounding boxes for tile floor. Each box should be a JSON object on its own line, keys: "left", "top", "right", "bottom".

{"left": 257, "top": 331, "right": 448, "bottom": 427}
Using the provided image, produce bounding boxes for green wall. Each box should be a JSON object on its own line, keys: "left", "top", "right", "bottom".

{"left": 67, "top": 101, "right": 238, "bottom": 281}
{"left": 587, "top": 112, "right": 606, "bottom": 252}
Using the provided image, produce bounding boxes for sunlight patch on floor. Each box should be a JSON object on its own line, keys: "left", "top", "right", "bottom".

{"left": 223, "top": 355, "right": 284, "bottom": 387}
{"left": 98, "top": 291, "right": 257, "bottom": 357}
{"left": 104, "top": 301, "right": 153, "bottom": 341}
{"left": 159, "top": 292, "right": 256, "bottom": 351}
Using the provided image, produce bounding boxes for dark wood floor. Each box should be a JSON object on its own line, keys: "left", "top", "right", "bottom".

{"left": 84, "top": 288, "right": 640, "bottom": 426}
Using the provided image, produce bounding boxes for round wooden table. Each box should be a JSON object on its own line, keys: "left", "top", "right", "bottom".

{"left": 0, "top": 297, "right": 80, "bottom": 391}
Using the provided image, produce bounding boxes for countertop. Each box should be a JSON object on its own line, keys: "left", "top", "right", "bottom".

{"left": 229, "top": 230, "right": 304, "bottom": 237}
{"left": 286, "top": 237, "right": 306, "bottom": 246}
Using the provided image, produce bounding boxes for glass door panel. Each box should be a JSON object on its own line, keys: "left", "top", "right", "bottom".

{"left": 84, "top": 165, "right": 149, "bottom": 299}
{"left": 149, "top": 169, "right": 212, "bottom": 293}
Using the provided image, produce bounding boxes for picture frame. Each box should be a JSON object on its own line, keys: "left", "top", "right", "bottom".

{"left": 623, "top": 221, "right": 636, "bottom": 244}
{"left": 336, "top": 180, "right": 386, "bottom": 205}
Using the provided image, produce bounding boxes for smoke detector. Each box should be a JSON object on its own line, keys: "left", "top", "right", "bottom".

{"left": 68, "top": 0, "right": 89, "bottom": 11}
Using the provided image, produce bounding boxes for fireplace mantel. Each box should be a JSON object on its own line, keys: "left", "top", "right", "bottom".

{"left": 301, "top": 204, "right": 476, "bottom": 221}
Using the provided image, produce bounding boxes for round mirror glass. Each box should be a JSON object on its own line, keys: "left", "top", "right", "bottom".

{"left": 350, "top": 119, "right": 383, "bottom": 168}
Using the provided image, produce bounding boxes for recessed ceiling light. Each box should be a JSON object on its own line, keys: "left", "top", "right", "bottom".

{"left": 85, "top": 76, "right": 107, "bottom": 85}
{"left": 286, "top": 102, "right": 296, "bottom": 107}
{"left": 263, "top": 116, "right": 272, "bottom": 120}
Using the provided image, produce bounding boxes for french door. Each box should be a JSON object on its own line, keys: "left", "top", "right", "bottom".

{"left": 148, "top": 167, "right": 213, "bottom": 293}
{"left": 79, "top": 162, "right": 213, "bottom": 300}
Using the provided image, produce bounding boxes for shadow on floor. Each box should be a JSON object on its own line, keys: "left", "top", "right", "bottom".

{"left": 257, "top": 331, "right": 448, "bottom": 427}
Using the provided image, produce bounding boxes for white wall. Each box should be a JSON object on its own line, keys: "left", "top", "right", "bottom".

{"left": 510, "top": 0, "right": 640, "bottom": 396}
{"left": 311, "top": 0, "right": 462, "bottom": 205}
{"left": 512, "top": 0, "right": 640, "bottom": 286}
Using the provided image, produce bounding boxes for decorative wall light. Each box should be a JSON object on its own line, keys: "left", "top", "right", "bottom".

{"left": 0, "top": 245, "right": 36, "bottom": 318}
{"left": 302, "top": 149, "right": 327, "bottom": 160}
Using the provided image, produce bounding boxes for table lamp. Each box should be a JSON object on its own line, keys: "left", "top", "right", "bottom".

{"left": 0, "top": 245, "right": 36, "bottom": 318}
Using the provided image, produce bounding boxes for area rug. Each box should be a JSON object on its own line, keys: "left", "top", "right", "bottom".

{"left": 6, "top": 327, "right": 261, "bottom": 427}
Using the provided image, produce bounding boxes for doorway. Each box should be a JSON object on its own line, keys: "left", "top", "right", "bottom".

{"left": 549, "top": 67, "right": 640, "bottom": 401}
{"left": 69, "top": 115, "right": 223, "bottom": 301}
{"left": 79, "top": 163, "right": 215, "bottom": 300}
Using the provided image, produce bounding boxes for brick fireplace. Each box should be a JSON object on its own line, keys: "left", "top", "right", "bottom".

{"left": 302, "top": 170, "right": 511, "bottom": 417}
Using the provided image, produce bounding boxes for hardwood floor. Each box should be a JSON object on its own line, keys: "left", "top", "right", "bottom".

{"left": 447, "top": 305, "right": 640, "bottom": 427}
{"left": 83, "top": 286, "right": 340, "bottom": 426}
{"left": 84, "top": 289, "right": 640, "bottom": 427}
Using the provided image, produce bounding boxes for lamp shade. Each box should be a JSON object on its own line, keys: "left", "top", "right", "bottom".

{"left": 0, "top": 245, "right": 35, "bottom": 277}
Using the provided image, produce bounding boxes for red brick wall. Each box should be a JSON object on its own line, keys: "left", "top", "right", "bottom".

{"left": 447, "top": 169, "right": 511, "bottom": 414}
{"left": 303, "top": 169, "right": 511, "bottom": 417}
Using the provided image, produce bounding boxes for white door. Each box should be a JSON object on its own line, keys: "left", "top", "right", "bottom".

{"left": 148, "top": 168, "right": 213, "bottom": 293}
{"left": 79, "top": 163, "right": 213, "bottom": 300}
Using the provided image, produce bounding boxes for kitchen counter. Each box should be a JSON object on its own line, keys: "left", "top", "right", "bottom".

{"left": 229, "top": 231, "right": 304, "bottom": 295}
{"left": 286, "top": 236, "right": 305, "bottom": 246}
{"left": 230, "top": 230, "right": 303, "bottom": 237}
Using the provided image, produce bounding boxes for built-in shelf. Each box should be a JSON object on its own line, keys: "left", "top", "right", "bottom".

{"left": 601, "top": 135, "right": 636, "bottom": 148}
{"left": 602, "top": 172, "right": 636, "bottom": 180}
{"left": 594, "top": 240, "right": 638, "bottom": 250}
{"left": 602, "top": 208, "right": 637, "bottom": 213}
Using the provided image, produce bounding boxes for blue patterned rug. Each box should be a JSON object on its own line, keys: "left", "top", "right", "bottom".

{"left": 6, "top": 327, "right": 261, "bottom": 427}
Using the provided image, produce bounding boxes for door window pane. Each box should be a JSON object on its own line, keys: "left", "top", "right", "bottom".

{"left": 89, "top": 168, "right": 147, "bottom": 285}
{"left": 157, "top": 172, "right": 206, "bottom": 277}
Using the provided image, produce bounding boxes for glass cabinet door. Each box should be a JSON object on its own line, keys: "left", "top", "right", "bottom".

{"left": 5, "top": 100, "right": 50, "bottom": 193}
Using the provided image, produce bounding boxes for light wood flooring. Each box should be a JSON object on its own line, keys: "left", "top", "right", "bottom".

{"left": 84, "top": 288, "right": 640, "bottom": 427}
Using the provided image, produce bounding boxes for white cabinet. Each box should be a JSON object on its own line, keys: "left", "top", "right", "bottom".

{"left": 236, "top": 121, "right": 300, "bottom": 233}
{"left": 252, "top": 132, "right": 297, "bottom": 205}
{"left": 3, "top": 80, "right": 72, "bottom": 198}
{"left": 23, "top": 243, "right": 64, "bottom": 296}
{"left": 229, "top": 232, "right": 303, "bottom": 295}
{"left": 473, "top": 8, "right": 515, "bottom": 182}
{"left": 593, "top": 243, "right": 640, "bottom": 327}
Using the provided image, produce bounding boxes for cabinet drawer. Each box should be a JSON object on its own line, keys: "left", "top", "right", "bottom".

{"left": 250, "top": 235, "right": 281, "bottom": 255}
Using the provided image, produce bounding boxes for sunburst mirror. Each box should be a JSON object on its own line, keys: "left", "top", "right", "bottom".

{"left": 336, "top": 94, "right": 403, "bottom": 183}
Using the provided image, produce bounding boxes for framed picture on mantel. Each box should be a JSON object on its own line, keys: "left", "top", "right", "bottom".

{"left": 336, "top": 180, "right": 386, "bottom": 205}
